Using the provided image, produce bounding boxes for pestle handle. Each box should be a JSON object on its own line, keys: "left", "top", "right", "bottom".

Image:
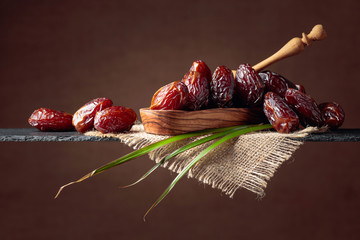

{"left": 232, "top": 24, "right": 326, "bottom": 76}
{"left": 252, "top": 24, "right": 327, "bottom": 72}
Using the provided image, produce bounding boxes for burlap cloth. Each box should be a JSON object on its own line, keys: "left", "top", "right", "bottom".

{"left": 85, "top": 124, "right": 319, "bottom": 198}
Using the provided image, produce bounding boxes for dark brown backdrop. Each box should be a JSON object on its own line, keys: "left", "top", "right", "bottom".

{"left": 1, "top": 0, "right": 359, "bottom": 239}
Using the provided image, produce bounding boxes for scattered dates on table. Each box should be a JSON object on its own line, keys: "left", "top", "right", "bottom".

{"left": 72, "top": 97, "right": 114, "bottom": 133}
{"left": 94, "top": 106, "right": 137, "bottom": 134}
{"left": 318, "top": 102, "right": 345, "bottom": 129}
{"left": 149, "top": 60, "right": 345, "bottom": 133}
{"left": 28, "top": 98, "right": 137, "bottom": 134}
{"left": 28, "top": 108, "right": 74, "bottom": 131}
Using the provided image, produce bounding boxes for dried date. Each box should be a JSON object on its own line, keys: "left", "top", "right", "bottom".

{"left": 150, "top": 81, "right": 189, "bottom": 110}
{"left": 182, "top": 70, "right": 210, "bottom": 110}
{"left": 94, "top": 106, "right": 137, "bottom": 133}
{"left": 235, "top": 63, "right": 265, "bottom": 107}
{"left": 189, "top": 60, "right": 212, "bottom": 82}
{"left": 28, "top": 108, "right": 74, "bottom": 131}
{"left": 72, "top": 97, "right": 113, "bottom": 133}
{"left": 259, "top": 71, "right": 296, "bottom": 97}
{"left": 318, "top": 102, "right": 345, "bottom": 129}
{"left": 210, "top": 65, "right": 235, "bottom": 108}
{"left": 263, "top": 92, "right": 299, "bottom": 133}
{"left": 285, "top": 88, "right": 324, "bottom": 127}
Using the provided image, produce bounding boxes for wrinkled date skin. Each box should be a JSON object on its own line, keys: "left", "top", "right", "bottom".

{"left": 94, "top": 106, "right": 137, "bottom": 133}
{"left": 263, "top": 92, "right": 299, "bottom": 133}
{"left": 235, "top": 63, "right": 265, "bottom": 107}
{"left": 150, "top": 81, "right": 189, "bottom": 110}
{"left": 189, "top": 60, "right": 212, "bottom": 82}
{"left": 285, "top": 88, "right": 324, "bottom": 127}
{"left": 210, "top": 65, "right": 235, "bottom": 108}
{"left": 318, "top": 102, "right": 345, "bottom": 129}
{"left": 72, "top": 97, "right": 113, "bottom": 133}
{"left": 259, "top": 71, "right": 296, "bottom": 98}
{"left": 28, "top": 108, "right": 74, "bottom": 131}
{"left": 182, "top": 71, "right": 210, "bottom": 110}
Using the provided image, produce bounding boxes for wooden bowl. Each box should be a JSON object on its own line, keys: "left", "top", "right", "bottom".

{"left": 140, "top": 108, "right": 266, "bottom": 135}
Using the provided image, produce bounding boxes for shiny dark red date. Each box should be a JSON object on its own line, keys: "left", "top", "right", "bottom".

{"left": 210, "top": 65, "right": 235, "bottom": 108}
{"left": 28, "top": 108, "right": 74, "bottom": 131}
{"left": 285, "top": 89, "right": 324, "bottom": 127}
{"left": 189, "top": 60, "right": 212, "bottom": 82}
{"left": 263, "top": 92, "right": 299, "bottom": 133}
{"left": 182, "top": 70, "right": 210, "bottom": 110}
{"left": 235, "top": 63, "right": 265, "bottom": 107}
{"left": 259, "top": 71, "right": 296, "bottom": 97}
{"left": 150, "top": 81, "right": 189, "bottom": 110}
{"left": 318, "top": 102, "right": 345, "bottom": 129}
{"left": 72, "top": 97, "right": 113, "bottom": 133}
{"left": 94, "top": 106, "right": 137, "bottom": 133}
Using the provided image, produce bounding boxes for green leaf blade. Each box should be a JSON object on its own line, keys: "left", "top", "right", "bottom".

{"left": 55, "top": 125, "right": 243, "bottom": 198}
{"left": 121, "top": 125, "right": 250, "bottom": 188}
{"left": 143, "top": 124, "right": 272, "bottom": 220}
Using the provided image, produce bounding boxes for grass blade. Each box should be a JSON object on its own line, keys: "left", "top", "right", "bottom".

{"left": 143, "top": 124, "right": 272, "bottom": 220}
{"left": 120, "top": 125, "right": 250, "bottom": 188}
{"left": 55, "top": 125, "right": 242, "bottom": 198}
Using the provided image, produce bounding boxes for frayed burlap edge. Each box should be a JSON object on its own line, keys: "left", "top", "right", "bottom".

{"left": 85, "top": 125, "right": 322, "bottom": 198}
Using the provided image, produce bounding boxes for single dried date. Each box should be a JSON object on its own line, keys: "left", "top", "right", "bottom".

{"left": 259, "top": 71, "right": 296, "bottom": 97}
{"left": 235, "top": 63, "right": 265, "bottom": 107}
{"left": 94, "top": 106, "right": 137, "bottom": 133}
{"left": 285, "top": 88, "right": 324, "bottom": 127}
{"left": 210, "top": 65, "right": 235, "bottom": 108}
{"left": 189, "top": 60, "right": 212, "bottom": 82}
{"left": 182, "top": 70, "right": 210, "bottom": 110}
{"left": 72, "top": 97, "right": 113, "bottom": 133}
{"left": 28, "top": 108, "right": 74, "bottom": 131}
{"left": 318, "top": 102, "right": 345, "bottom": 129}
{"left": 263, "top": 92, "right": 299, "bottom": 133}
{"left": 150, "top": 81, "right": 189, "bottom": 110}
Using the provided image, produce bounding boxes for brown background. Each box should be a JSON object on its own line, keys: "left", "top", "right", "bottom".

{"left": 1, "top": 0, "right": 360, "bottom": 239}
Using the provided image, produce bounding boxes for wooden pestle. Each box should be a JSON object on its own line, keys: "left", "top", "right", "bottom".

{"left": 232, "top": 24, "right": 327, "bottom": 76}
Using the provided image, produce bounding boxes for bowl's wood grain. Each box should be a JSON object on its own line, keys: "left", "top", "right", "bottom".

{"left": 140, "top": 108, "right": 266, "bottom": 135}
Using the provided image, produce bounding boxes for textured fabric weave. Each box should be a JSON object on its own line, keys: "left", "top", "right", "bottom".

{"left": 86, "top": 124, "right": 317, "bottom": 197}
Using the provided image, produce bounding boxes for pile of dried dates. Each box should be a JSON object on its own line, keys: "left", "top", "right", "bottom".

{"left": 29, "top": 60, "right": 345, "bottom": 134}
{"left": 28, "top": 97, "right": 137, "bottom": 134}
{"left": 150, "top": 60, "right": 345, "bottom": 133}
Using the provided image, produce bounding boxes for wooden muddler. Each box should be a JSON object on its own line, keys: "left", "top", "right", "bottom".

{"left": 232, "top": 24, "right": 327, "bottom": 75}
